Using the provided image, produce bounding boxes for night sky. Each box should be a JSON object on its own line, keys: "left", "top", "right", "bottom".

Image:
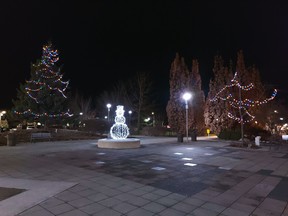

{"left": 1, "top": 1, "right": 288, "bottom": 109}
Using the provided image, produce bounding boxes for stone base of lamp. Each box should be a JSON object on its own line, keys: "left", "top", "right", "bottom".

{"left": 97, "top": 138, "right": 140, "bottom": 149}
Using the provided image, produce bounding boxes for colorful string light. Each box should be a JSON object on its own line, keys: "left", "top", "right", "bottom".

{"left": 26, "top": 43, "right": 69, "bottom": 103}
{"left": 210, "top": 72, "right": 277, "bottom": 123}
{"left": 16, "top": 42, "right": 73, "bottom": 118}
{"left": 14, "top": 110, "right": 73, "bottom": 117}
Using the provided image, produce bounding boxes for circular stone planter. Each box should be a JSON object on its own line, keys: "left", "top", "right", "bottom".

{"left": 97, "top": 138, "right": 140, "bottom": 149}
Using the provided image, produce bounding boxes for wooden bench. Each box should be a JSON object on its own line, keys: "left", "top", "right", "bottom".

{"left": 31, "top": 132, "right": 52, "bottom": 142}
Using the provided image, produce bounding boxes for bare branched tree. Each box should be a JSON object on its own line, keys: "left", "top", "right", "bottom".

{"left": 125, "top": 71, "right": 155, "bottom": 133}
{"left": 69, "top": 90, "right": 96, "bottom": 120}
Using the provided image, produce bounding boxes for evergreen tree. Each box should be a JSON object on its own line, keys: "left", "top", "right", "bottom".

{"left": 166, "top": 53, "right": 190, "bottom": 138}
{"left": 190, "top": 59, "right": 206, "bottom": 135}
{"left": 12, "top": 41, "right": 72, "bottom": 127}
{"left": 204, "top": 55, "right": 233, "bottom": 134}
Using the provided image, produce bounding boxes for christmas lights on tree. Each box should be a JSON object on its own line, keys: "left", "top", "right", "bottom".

{"left": 25, "top": 42, "right": 69, "bottom": 104}
{"left": 211, "top": 72, "right": 277, "bottom": 123}
{"left": 13, "top": 41, "right": 73, "bottom": 125}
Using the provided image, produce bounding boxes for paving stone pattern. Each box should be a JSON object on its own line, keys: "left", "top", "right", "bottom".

{"left": 46, "top": 144, "right": 273, "bottom": 198}
{"left": 0, "top": 138, "right": 287, "bottom": 215}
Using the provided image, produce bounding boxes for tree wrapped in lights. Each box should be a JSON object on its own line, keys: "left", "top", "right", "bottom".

{"left": 211, "top": 71, "right": 277, "bottom": 144}
{"left": 12, "top": 41, "right": 73, "bottom": 127}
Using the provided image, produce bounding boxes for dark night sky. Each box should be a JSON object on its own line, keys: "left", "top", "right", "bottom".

{"left": 1, "top": 0, "right": 288, "bottom": 109}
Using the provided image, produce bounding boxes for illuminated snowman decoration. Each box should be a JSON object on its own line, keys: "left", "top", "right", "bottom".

{"left": 110, "top": 105, "right": 129, "bottom": 139}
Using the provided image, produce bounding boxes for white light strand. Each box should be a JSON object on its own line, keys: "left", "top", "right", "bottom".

{"left": 110, "top": 105, "right": 129, "bottom": 139}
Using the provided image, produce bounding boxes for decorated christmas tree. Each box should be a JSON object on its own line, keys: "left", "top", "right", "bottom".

{"left": 210, "top": 71, "right": 277, "bottom": 145}
{"left": 12, "top": 41, "right": 73, "bottom": 127}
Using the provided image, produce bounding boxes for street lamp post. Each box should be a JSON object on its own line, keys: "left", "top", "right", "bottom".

{"left": 106, "top": 104, "right": 111, "bottom": 121}
{"left": 182, "top": 92, "right": 192, "bottom": 142}
{"left": 0, "top": 111, "right": 6, "bottom": 130}
{"left": 79, "top": 112, "right": 83, "bottom": 127}
{"left": 128, "top": 110, "right": 132, "bottom": 126}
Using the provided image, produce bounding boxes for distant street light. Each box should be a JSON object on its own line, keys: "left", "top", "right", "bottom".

{"left": 182, "top": 92, "right": 192, "bottom": 142}
{"left": 0, "top": 111, "right": 6, "bottom": 129}
{"left": 107, "top": 104, "right": 111, "bottom": 121}
{"left": 128, "top": 110, "right": 132, "bottom": 126}
{"left": 152, "top": 112, "right": 155, "bottom": 127}
{"left": 79, "top": 112, "right": 83, "bottom": 127}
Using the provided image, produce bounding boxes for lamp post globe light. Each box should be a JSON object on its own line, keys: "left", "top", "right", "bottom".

{"left": 0, "top": 111, "right": 6, "bottom": 129}
{"left": 182, "top": 92, "right": 192, "bottom": 142}
{"left": 106, "top": 103, "right": 111, "bottom": 121}
{"left": 128, "top": 110, "right": 132, "bottom": 126}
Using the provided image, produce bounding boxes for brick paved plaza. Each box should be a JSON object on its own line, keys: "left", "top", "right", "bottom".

{"left": 0, "top": 137, "right": 287, "bottom": 216}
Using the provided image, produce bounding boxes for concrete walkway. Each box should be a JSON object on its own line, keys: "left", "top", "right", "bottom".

{"left": 0, "top": 136, "right": 287, "bottom": 216}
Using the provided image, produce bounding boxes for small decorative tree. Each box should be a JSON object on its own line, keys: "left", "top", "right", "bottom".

{"left": 210, "top": 71, "right": 277, "bottom": 145}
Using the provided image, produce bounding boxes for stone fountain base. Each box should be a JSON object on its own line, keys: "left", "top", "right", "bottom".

{"left": 97, "top": 138, "right": 140, "bottom": 149}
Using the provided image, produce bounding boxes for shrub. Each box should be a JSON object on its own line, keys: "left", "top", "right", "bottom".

{"left": 141, "top": 126, "right": 172, "bottom": 136}
{"left": 243, "top": 125, "right": 271, "bottom": 141}
{"left": 78, "top": 119, "right": 110, "bottom": 135}
{"left": 218, "top": 128, "right": 241, "bottom": 140}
